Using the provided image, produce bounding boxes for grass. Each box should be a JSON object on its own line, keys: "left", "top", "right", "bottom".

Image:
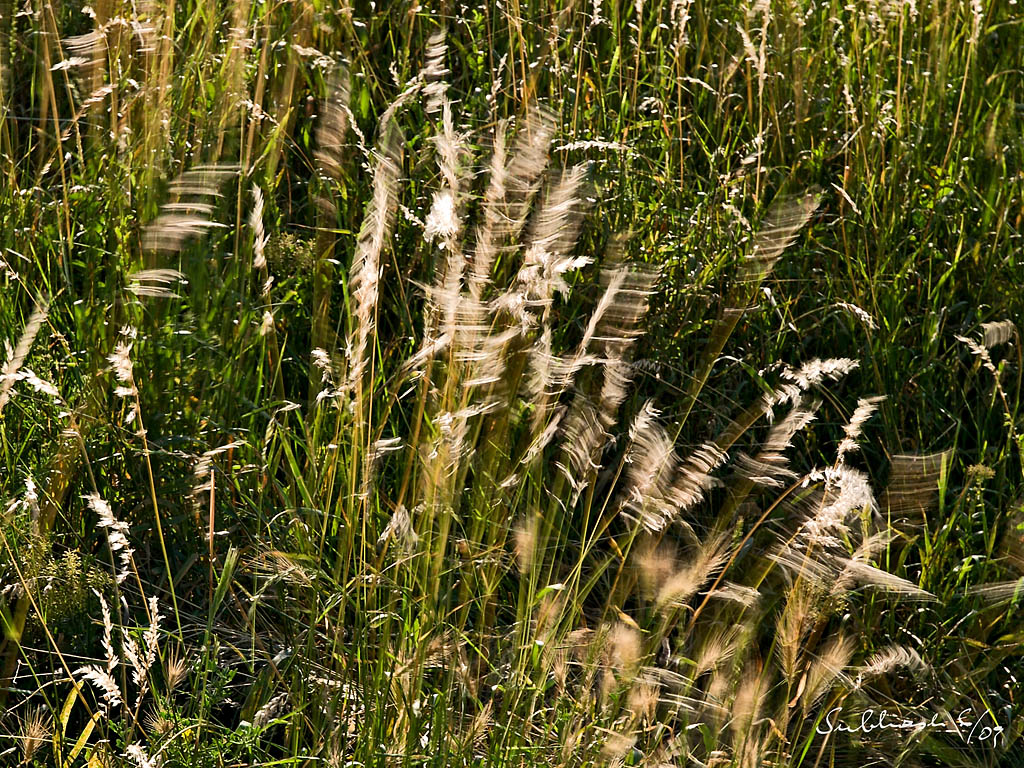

{"left": 1, "top": 0, "right": 1024, "bottom": 766}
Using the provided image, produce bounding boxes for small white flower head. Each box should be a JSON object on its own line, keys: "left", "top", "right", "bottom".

{"left": 144, "top": 596, "right": 161, "bottom": 669}
{"left": 423, "top": 190, "right": 459, "bottom": 246}
{"left": 108, "top": 336, "right": 135, "bottom": 385}
{"left": 86, "top": 493, "right": 134, "bottom": 583}
{"left": 259, "top": 311, "right": 275, "bottom": 337}
{"left": 124, "top": 742, "right": 159, "bottom": 768}
{"left": 75, "top": 664, "right": 123, "bottom": 713}
{"left": 311, "top": 348, "right": 332, "bottom": 372}
{"left": 107, "top": 328, "right": 139, "bottom": 423}
{"left": 250, "top": 184, "right": 268, "bottom": 270}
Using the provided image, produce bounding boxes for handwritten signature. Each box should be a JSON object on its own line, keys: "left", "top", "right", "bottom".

{"left": 817, "top": 707, "right": 1006, "bottom": 746}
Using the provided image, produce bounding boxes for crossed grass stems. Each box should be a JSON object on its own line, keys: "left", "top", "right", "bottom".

{"left": 1, "top": 30, "right": 1021, "bottom": 768}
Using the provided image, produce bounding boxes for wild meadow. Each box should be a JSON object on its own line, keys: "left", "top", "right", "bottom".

{"left": 1, "top": 0, "right": 1023, "bottom": 765}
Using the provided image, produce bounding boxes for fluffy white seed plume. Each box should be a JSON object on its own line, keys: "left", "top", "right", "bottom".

{"left": 499, "top": 105, "right": 559, "bottom": 246}
{"left": 87, "top": 493, "right": 134, "bottom": 584}
{"left": 783, "top": 358, "right": 860, "bottom": 390}
{"left": 596, "top": 260, "right": 660, "bottom": 411}
{"left": 51, "top": 56, "right": 89, "bottom": 71}
{"left": 800, "top": 464, "right": 876, "bottom": 546}
{"left": 800, "top": 633, "right": 855, "bottom": 711}
{"left": 707, "top": 581, "right": 761, "bottom": 608}
{"left": 108, "top": 335, "right": 134, "bottom": 386}
{"left": 743, "top": 190, "right": 821, "bottom": 282}
{"left": 370, "top": 435, "right": 404, "bottom": 462}
{"left": 669, "top": 440, "right": 728, "bottom": 515}
{"left": 967, "top": 577, "right": 1024, "bottom": 604}
{"left": 428, "top": 148, "right": 471, "bottom": 359}
{"left": 142, "top": 165, "right": 237, "bottom": 252}
{"left": 123, "top": 596, "right": 161, "bottom": 708}
{"left": 346, "top": 137, "right": 402, "bottom": 395}
{"left": 957, "top": 320, "right": 1017, "bottom": 391}
{"left": 108, "top": 326, "right": 139, "bottom": 424}
{"left": 729, "top": 667, "right": 764, "bottom": 743}
{"left": 558, "top": 261, "right": 659, "bottom": 496}
{"left": 835, "top": 301, "right": 877, "bottom": 329}
{"left": 377, "top": 505, "right": 418, "bottom": 553}
{"left": 126, "top": 268, "right": 186, "bottom": 298}
{"left": 88, "top": 495, "right": 134, "bottom": 585}
{"left": 837, "top": 395, "right": 885, "bottom": 458}
{"left": 4, "top": 476, "right": 39, "bottom": 526}
{"left": 192, "top": 440, "right": 246, "bottom": 500}
{"left": 310, "top": 347, "right": 344, "bottom": 405}
{"left": 776, "top": 585, "right": 814, "bottom": 681}
{"left": 763, "top": 357, "right": 860, "bottom": 415}
{"left": 18, "top": 706, "right": 50, "bottom": 765}
{"left": 61, "top": 27, "right": 105, "bottom": 69}
{"left": 122, "top": 632, "right": 144, "bottom": 686}
{"left": 124, "top": 743, "right": 159, "bottom": 768}
{"left": 477, "top": 163, "right": 602, "bottom": 409}
{"left": 622, "top": 405, "right": 673, "bottom": 527}
{"left": 523, "top": 265, "right": 631, "bottom": 415}
{"left": 250, "top": 185, "right": 268, "bottom": 270}
{"left": 467, "top": 104, "right": 556, "bottom": 311}
{"left": 93, "top": 590, "right": 118, "bottom": 674}
{"left": 734, "top": 404, "right": 817, "bottom": 489}
{"left": 838, "top": 559, "right": 935, "bottom": 600}
{"left": 599, "top": 354, "right": 639, "bottom": 412}
{"left": 555, "top": 139, "right": 632, "bottom": 153}
{"left": 422, "top": 30, "right": 449, "bottom": 115}
{"left": 141, "top": 213, "right": 225, "bottom": 252}
{"left": 498, "top": 165, "right": 591, "bottom": 330}
{"left": 424, "top": 107, "right": 554, "bottom": 386}
{"left": 314, "top": 65, "right": 352, "bottom": 187}
{"left": 695, "top": 625, "right": 744, "bottom": 676}
{"left": 981, "top": 319, "right": 1016, "bottom": 348}
{"left": 507, "top": 407, "right": 566, "bottom": 482}
{"left": 956, "top": 333, "right": 999, "bottom": 377}
{"left": 557, "top": 398, "right": 606, "bottom": 493}
{"left": 670, "top": 0, "right": 695, "bottom": 52}
{"left": 75, "top": 663, "right": 123, "bottom": 713}
{"left": 655, "top": 532, "right": 732, "bottom": 611}
{"left": 635, "top": 665, "right": 708, "bottom": 714}
{"left": 854, "top": 644, "right": 928, "bottom": 687}
{"left": 4, "top": 368, "right": 60, "bottom": 401}
{"left": 165, "top": 164, "right": 236, "bottom": 197}
{"left": 879, "top": 451, "right": 951, "bottom": 525}
{"left": 466, "top": 119, "right": 509, "bottom": 301}
{"left": 424, "top": 189, "right": 460, "bottom": 246}
{"left": 434, "top": 402, "right": 500, "bottom": 474}
{"left": 767, "top": 540, "right": 841, "bottom": 587}
{"left": 407, "top": 105, "right": 556, "bottom": 388}
{"left": 732, "top": 452, "right": 799, "bottom": 489}
{"left": 622, "top": 401, "right": 685, "bottom": 533}
{"left": 0, "top": 299, "right": 49, "bottom": 415}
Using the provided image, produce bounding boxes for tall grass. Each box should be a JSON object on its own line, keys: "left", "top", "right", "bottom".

{"left": 1, "top": 1, "right": 1023, "bottom": 767}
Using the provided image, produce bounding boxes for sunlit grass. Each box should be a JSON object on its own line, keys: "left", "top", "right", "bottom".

{"left": 1, "top": 2, "right": 1023, "bottom": 766}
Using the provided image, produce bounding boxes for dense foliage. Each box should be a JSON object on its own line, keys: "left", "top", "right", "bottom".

{"left": 1, "top": 1, "right": 1023, "bottom": 766}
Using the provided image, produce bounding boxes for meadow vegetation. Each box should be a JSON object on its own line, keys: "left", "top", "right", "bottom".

{"left": 1, "top": 0, "right": 1023, "bottom": 766}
